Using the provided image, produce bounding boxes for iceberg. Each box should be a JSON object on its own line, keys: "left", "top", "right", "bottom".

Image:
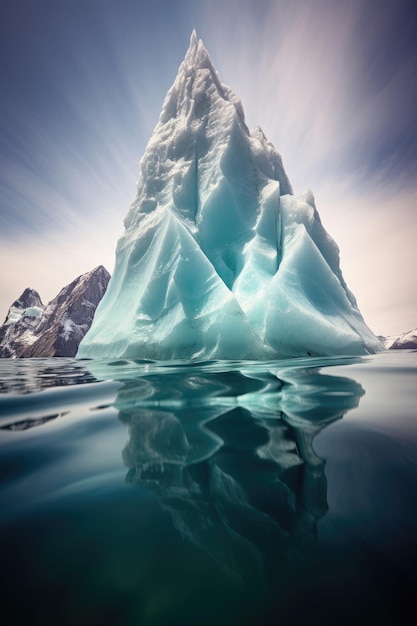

{"left": 78, "top": 32, "right": 383, "bottom": 360}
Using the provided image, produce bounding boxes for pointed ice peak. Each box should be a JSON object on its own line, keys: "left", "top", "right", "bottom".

{"left": 126, "top": 32, "right": 292, "bottom": 233}
{"left": 189, "top": 28, "right": 198, "bottom": 47}
{"left": 159, "top": 30, "right": 246, "bottom": 126}
{"left": 184, "top": 29, "right": 205, "bottom": 67}
{"left": 183, "top": 29, "right": 212, "bottom": 71}
{"left": 181, "top": 30, "right": 222, "bottom": 82}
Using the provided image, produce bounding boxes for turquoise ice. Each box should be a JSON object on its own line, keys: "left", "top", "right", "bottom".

{"left": 78, "top": 32, "right": 383, "bottom": 360}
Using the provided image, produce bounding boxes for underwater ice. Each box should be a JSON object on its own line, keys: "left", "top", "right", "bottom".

{"left": 78, "top": 32, "right": 383, "bottom": 360}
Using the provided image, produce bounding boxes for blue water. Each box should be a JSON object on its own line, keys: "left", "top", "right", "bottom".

{"left": 0, "top": 352, "right": 416, "bottom": 625}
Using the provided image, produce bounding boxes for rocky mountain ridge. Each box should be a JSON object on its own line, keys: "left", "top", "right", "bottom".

{"left": 0, "top": 266, "right": 110, "bottom": 358}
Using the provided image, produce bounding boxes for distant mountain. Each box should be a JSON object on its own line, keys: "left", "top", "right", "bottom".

{"left": 2, "top": 287, "right": 45, "bottom": 326}
{"left": 0, "top": 289, "right": 45, "bottom": 358}
{"left": 0, "top": 266, "right": 110, "bottom": 358}
{"left": 383, "top": 329, "right": 417, "bottom": 350}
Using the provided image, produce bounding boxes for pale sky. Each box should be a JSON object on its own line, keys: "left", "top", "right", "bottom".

{"left": 1, "top": 0, "right": 416, "bottom": 336}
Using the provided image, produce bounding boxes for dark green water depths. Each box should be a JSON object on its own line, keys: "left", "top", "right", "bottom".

{"left": 0, "top": 352, "right": 416, "bottom": 625}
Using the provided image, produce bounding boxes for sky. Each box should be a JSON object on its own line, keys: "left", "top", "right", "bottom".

{"left": 1, "top": 0, "right": 416, "bottom": 337}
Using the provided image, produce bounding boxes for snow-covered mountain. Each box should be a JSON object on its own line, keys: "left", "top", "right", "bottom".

{"left": 383, "top": 329, "right": 417, "bottom": 350}
{"left": 78, "top": 32, "right": 383, "bottom": 360}
{"left": 0, "top": 266, "right": 110, "bottom": 358}
{"left": 0, "top": 289, "right": 45, "bottom": 358}
{"left": 2, "top": 288, "right": 45, "bottom": 327}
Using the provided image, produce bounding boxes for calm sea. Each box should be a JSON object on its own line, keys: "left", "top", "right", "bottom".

{"left": 0, "top": 352, "right": 416, "bottom": 625}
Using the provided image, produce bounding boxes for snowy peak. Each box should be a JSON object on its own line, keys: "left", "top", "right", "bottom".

{"left": 11, "top": 288, "right": 43, "bottom": 311}
{"left": 3, "top": 288, "right": 44, "bottom": 326}
{"left": 43, "top": 265, "right": 110, "bottom": 316}
{"left": 384, "top": 328, "right": 417, "bottom": 350}
{"left": 0, "top": 266, "right": 110, "bottom": 358}
{"left": 24, "top": 266, "right": 110, "bottom": 357}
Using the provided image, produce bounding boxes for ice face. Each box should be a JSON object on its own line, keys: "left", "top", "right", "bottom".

{"left": 77, "top": 32, "right": 383, "bottom": 360}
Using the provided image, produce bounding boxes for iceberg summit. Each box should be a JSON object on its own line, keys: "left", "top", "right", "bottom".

{"left": 78, "top": 32, "right": 383, "bottom": 360}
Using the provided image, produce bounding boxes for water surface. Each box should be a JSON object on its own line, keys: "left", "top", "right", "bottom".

{"left": 0, "top": 352, "right": 416, "bottom": 625}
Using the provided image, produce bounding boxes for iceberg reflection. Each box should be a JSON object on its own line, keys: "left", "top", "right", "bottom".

{"left": 1, "top": 356, "right": 416, "bottom": 625}
{"left": 113, "top": 362, "right": 364, "bottom": 581}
